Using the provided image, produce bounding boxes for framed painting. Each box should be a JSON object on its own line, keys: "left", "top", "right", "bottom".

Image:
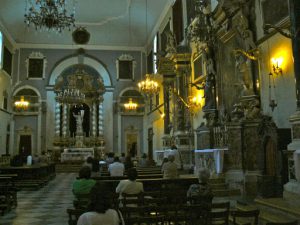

{"left": 192, "top": 53, "right": 204, "bottom": 82}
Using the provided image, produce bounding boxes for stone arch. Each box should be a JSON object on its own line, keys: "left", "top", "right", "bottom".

{"left": 48, "top": 56, "right": 112, "bottom": 87}
{"left": 12, "top": 85, "right": 41, "bottom": 98}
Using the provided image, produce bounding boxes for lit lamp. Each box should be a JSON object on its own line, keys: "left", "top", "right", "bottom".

{"left": 271, "top": 57, "right": 283, "bottom": 75}
{"left": 124, "top": 98, "right": 138, "bottom": 111}
{"left": 15, "top": 96, "right": 29, "bottom": 110}
{"left": 187, "top": 92, "right": 204, "bottom": 113}
{"left": 138, "top": 74, "right": 159, "bottom": 96}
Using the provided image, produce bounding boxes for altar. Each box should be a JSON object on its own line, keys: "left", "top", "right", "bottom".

{"left": 61, "top": 148, "right": 94, "bottom": 162}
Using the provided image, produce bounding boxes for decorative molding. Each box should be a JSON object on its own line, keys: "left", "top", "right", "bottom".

{"left": 116, "top": 54, "right": 136, "bottom": 81}
{"left": 16, "top": 43, "right": 145, "bottom": 52}
{"left": 25, "top": 51, "right": 47, "bottom": 80}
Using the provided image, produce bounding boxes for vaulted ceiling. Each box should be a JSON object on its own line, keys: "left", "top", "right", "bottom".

{"left": 0, "top": 0, "right": 172, "bottom": 49}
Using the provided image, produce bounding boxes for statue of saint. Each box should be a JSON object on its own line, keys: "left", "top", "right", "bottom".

{"left": 73, "top": 109, "right": 84, "bottom": 135}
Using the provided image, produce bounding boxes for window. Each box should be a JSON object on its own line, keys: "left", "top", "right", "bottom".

{"left": 3, "top": 46, "right": 12, "bottom": 75}
{"left": 26, "top": 52, "right": 47, "bottom": 79}
{"left": 0, "top": 31, "right": 3, "bottom": 69}
{"left": 172, "top": 0, "right": 184, "bottom": 44}
{"left": 153, "top": 34, "right": 158, "bottom": 73}
{"left": 116, "top": 54, "right": 136, "bottom": 80}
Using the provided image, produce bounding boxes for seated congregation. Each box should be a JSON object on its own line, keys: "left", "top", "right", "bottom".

{"left": 68, "top": 156, "right": 288, "bottom": 225}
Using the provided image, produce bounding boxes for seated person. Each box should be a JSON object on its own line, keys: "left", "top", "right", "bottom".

{"left": 138, "top": 153, "right": 148, "bottom": 167}
{"left": 77, "top": 183, "right": 125, "bottom": 225}
{"left": 187, "top": 168, "right": 213, "bottom": 204}
{"left": 124, "top": 156, "right": 134, "bottom": 171}
{"left": 108, "top": 157, "right": 125, "bottom": 177}
{"left": 72, "top": 166, "right": 96, "bottom": 198}
{"left": 161, "top": 155, "right": 178, "bottom": 179}
{"left": 116, "top": 168, "right": 144, "bottom": 195}
{"left": 82, "top": 156, "right": 93, "bottom": 169}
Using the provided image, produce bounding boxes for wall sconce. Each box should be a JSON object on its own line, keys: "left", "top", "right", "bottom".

{"left": 158, "top": 109, "right": 165, "bottom": 118}
{"left": 271, "top": 57, "right": 283, "bottom": 75}
{"left": 124, "top": 98, "right": 138, "bottom": 111}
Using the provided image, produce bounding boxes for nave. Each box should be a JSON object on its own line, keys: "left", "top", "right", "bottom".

{"left": 1, "top": 173, "right": 76, "bottom": 225}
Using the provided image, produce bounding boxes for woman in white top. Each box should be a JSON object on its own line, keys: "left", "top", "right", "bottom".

{"left": 77, "top": 183, "right": 124, "bottom": 225}
{"left": 116, "top": 168, "right": 144, "bottom": 195}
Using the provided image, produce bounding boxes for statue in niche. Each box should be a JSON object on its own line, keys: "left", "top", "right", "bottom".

{"left": 165, "top": 31, "right": 177, "bottom": 54}
{"left": 73, "top": 109, "right": 84, "bottom": 135}
{"left": 203, "top": 48, "right": 216, "bottom": 110}
{"left": 234, "top": 14, "right": 257, "bottom": 97}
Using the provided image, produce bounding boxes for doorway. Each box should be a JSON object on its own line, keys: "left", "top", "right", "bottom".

{"left": 19, "top": 135, "right": 32, "bottom": 157}
{"left": 265, "top": 136, "right": 277, "bottom": 176}
{"left": 126, "top": 133, "right": 138, "bottom": 157}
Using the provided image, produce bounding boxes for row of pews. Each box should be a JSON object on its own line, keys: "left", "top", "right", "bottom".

{"left": 0, "top": 163, "right": 56, "bottom": 190}
{"left": 0, "top": 163, "right": 56, "bottom": 216}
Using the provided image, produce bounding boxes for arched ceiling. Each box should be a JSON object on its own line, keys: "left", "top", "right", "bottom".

{"left": 0, "top": 0, "right": 173, "bottom": 49}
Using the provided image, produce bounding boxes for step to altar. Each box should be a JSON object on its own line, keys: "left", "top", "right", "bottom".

{"left": 234, "top": 197, "right": 300, "bottom": 224}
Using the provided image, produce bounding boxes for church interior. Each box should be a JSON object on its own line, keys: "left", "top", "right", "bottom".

{"left": 0, "top": 0, "right": 300, "bottom": 224}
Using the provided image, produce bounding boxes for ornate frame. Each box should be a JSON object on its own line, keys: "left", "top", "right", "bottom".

{"left": 192, "top": 53, "right": 205, "bottom": 83}
{"left": 116, "top": 54, "right": 136, "bottom": 81}
{"left": 26, "top": 52, "right": 47, "bottom": 80}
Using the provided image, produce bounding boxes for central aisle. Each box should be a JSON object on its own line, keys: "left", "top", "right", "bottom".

{"left": 1, "top": 173, "right": 76, "bottom": 225}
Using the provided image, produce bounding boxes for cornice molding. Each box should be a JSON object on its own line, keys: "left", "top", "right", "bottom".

{"left": 16, "top": 43, "right": 145, "bottom": 51}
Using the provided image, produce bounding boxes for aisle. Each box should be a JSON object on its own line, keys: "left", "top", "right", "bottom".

{"left": 1, "top": 173, "right": 77, "bottom": 225}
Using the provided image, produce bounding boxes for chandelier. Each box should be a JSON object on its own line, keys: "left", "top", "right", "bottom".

{"left": 124, "top": 98, "right": 138, "bottom": 111}
{"left": 138, "top": 74, "right": 159, "bottom": 96}
{"left": 15, "top": 96, "right": 30, "bottom": 110}
{"left": 24, "top": 0, "right": 76, "bottom": 32}
{"left": 56, "top": 88, "right": 85, "bottom": 104}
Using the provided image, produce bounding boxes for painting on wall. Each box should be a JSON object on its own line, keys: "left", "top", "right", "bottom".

{"left": 192, "top": 54, "right": 204, "bottom": 82}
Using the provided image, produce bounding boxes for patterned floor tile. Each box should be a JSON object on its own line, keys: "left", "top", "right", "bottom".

{"left": 0, "top": 173, "right": 77, "bottom": 225}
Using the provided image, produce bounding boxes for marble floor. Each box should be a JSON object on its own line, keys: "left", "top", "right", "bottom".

{"left": 1, "top": 173, "right": 76, "bottom": 225}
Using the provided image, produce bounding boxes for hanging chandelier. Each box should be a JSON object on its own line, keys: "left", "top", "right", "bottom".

{"left": 24, "top": 0, "right": 76, "bottom": 32}
{"left": 124, "top": 98, "right": 138, "bottom": 111}
{"left": 138, "top": 74, "right": 159, "bottom": 96}
{"left": 56, "top": 88, "right": 85, "bottom": 104}
{"left": 15, "top": 96, "right": 30, "bottom": 110}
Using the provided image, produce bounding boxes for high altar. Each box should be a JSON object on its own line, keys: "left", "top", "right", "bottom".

{"left": 52, "top": 66, "right": 106, "bottom": 161}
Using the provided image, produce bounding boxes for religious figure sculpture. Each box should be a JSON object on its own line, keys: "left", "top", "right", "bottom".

{"left": 203, "top": 48, "right": 216, "bottom": 110}
{"left": 73, "top": 109, "right": 84, "bottom": 135}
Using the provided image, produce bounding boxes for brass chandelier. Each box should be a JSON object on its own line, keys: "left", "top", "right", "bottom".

{"left": 24, "top": 0, "right": 76, "bottom": 32}
{"left": 138, "top": 74, "right": 159, "bottom": 96}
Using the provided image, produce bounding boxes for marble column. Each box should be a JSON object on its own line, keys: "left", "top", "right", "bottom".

{"left": 98, "top": 103, "right": 104, "bottom": 136}
{"left": 62, "top": 104, "right": 68, "bottom": 137}
{"left": 55, "top": 102, "right": 61, "bottom": 137}
{"left": 92, "top": 103, "right": 97, "bottom": 137}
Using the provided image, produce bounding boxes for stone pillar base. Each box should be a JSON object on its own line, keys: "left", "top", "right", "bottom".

{"left": 225, "top": 169, "right": 244, "bottom": 195}
{"left": 244, "top": 170, "right": 262, "bottom": 197}
{"left": 284, "top": 180, "right": 300, "bottom": 204}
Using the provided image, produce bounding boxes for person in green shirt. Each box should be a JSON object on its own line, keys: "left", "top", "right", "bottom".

{"left": 73, "top": 166, "right": 96, "bottom": 198}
